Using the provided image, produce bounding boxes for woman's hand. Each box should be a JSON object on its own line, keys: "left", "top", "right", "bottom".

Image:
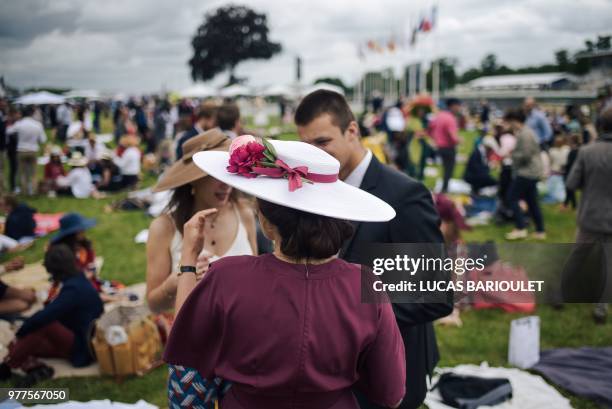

{"left": 181, "top": 208, "right": 218, "bottom": 266}
{"left": 195, "top": 250, "right": 213, "bottom": 280}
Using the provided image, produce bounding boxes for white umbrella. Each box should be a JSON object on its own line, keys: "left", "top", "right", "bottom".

{"left": 220, "top": 84, "right": 251, "bottom": 98}
{"left": 64, "top": 89, "right": 101, "bottom": 100}
{"left": 179, "top": 84, "right": 216, "bottom": 98}
{"left": 302, "top": 82, "right": 345, "bottom": 96}
{"left": 261, "top": 84, "right": 296, "bottom": 98}
{"left": 15, "top": 91, "right": 65, "bottom": 105}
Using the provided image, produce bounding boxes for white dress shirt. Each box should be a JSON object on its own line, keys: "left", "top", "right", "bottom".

{"left": 114, "top": 147, "right": 141, "bottom": 176}
{"left": 57, "top": 168, "right": 94, "bottom": 198}
{"left": 344, "top": 150, "right": 373, "bottom": 188}
{"left": 8, "top": 117, "right": 47, "bottom": 153}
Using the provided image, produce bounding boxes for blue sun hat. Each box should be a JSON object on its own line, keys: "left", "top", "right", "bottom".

{"left": 50, "top": 213, "right": 96, "bottom": 244}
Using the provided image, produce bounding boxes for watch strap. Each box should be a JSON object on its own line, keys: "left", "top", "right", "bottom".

{"left": 178, "top": 265, "right": 197, "bottom": 276}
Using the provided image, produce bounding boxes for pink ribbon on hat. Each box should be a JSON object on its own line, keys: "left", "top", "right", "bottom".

{"left": 252, "top": 159, "right": 338, "bottom": 192}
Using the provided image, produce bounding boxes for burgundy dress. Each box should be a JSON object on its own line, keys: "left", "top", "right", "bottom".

{"left": 164, "top": 253, "right": 405, "bottom": 409}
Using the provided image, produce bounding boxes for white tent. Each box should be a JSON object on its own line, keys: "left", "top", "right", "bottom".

{"left": 302, "top": 82, "right": 345, "bottom": 96}
{"left": 261, "top": 84, "right": 296, "bottom": 98}
{"left": 179, "top": 84, "right": 216, "bottom": 98}
{"left": 64, "top": 89, "right": 101, "bottom": 100}
{"left": 220, "top": 84, "right": 252, "bottom": 98}
{"left": 15, "top": 91, "right": 65, "bottom": 105}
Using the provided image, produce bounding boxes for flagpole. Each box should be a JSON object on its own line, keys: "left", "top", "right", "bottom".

{"left": 432, "top": 3, "right": 440, "bottom": 103}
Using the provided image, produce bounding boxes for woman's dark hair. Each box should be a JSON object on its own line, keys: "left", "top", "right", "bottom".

{"left": 168, "top": 184, "right": 194, "bottom": 236}
{"left": 257, "top": 199, "right": 354, "bottom": 260}
{"left": 55, "top": 232, "right": 92, "bottom": 252}
{"left": 44, "top": 244, "right": 81, "bottom": 282}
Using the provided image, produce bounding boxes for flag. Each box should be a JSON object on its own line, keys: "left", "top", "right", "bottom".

{"left": 419, "top": 16, "right": 432, "bottom": 32}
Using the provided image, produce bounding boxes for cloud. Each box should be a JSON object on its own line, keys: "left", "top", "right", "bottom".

{"left": 0, "top": 0, "right": 610, "bottom": 93}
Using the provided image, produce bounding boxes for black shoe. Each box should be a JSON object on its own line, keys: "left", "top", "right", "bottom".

{"left": 0, "top": 363, "right": 11, "bottom": 381}
{"left": 15, "top": 364, "right": 54, "bottom": 388}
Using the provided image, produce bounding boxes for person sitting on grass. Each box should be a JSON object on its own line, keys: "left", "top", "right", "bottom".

{"left": 0, "top": 195, "right": 35, "bottom": 253}
{"left": 0, "top": 244, "right": 103, "bottom": 387}
{"left": 55, "top": 152, "right": 99, "bottom": 199}
{"left": 95, "top": 150, "right": 123, "bottom": 192}
{"left": 45, "top": 213, "right": 99, "bottom": 303}
{"left": 113, "top": 134, "right": 141, "bottom": 190}
{"left": 40, "top": 146, "right": 66, "bottom": 195}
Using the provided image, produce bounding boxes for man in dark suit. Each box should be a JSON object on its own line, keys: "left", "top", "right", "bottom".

{"left": 175, "top": 103, "right": 217, "bottom": 159}
{"left": 296, "top": 90, "right": 452, "bottom": 409}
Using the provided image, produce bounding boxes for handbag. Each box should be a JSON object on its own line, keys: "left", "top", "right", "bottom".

{"left": 433, "top": 372, "right": 513, "bottom": 409}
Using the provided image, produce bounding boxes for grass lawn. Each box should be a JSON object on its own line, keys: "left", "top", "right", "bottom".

{"left": 1, "top": 118, "right": 609, "bottom": 408}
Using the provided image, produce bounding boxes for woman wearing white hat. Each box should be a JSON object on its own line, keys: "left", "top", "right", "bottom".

{"left": 164, "top": 136, "right": 405, "bottom": 409}
{"left": 56, "top": 152, "right": 97, "bottom": 199}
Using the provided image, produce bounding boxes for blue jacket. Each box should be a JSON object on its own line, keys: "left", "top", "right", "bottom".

{"left": 526, "top": 109, "right": 553, "bottom": 144}
{"left": 17, "top": 273, "right": 103, "bottom": 367}
{"left": 5, "top": 203, "right": 36, "bottom": 240}
{"left": 175, "top": 126, "right": 201, "bottom": 159}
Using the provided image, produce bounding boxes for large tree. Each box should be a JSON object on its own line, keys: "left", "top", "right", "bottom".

{"left": 189, "top": 5, "right": 282, "bottom": 84}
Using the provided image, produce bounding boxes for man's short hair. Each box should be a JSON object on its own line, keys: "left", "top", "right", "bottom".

{"left": 21, "top": 106, "right": 34, "bottom": 117}
{"left": 446, "top": 98, "right": 461, "bottom": 108}
{"left": 503, "top": 108, "right": 526, "bottom": 124}
{"left": 600, "top": 107, "right": 612, "bottom": 133}
{"left": 295, "top": 90, "right": 355, "bottom": 133}
{"left": 197, "top": 102, "right": 217, "bottom": 120}
{"left": 216, "top": 103, "right": 240, "bottom": 131}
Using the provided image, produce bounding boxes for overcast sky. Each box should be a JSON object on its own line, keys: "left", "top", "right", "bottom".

{"left": 1, "top": 0, "right": 611, "bottom": 93}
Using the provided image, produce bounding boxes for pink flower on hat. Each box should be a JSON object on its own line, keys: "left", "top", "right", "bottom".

{"left": 229, "top": 134, "right": 258, "bottom": 152}
{"left": 227, "top": 135, "right": 266, "bottom": 178}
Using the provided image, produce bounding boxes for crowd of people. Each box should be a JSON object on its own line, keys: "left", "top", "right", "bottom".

{"left": 0, "top": 86, "right": 610, "bottom": 408}
{"left": 362, "top": 92, "right": 611, "bottom": 243}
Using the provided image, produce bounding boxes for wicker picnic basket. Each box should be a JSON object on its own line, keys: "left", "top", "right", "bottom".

{"left": 91, "top": 305, "right": 162, "bottom": 376}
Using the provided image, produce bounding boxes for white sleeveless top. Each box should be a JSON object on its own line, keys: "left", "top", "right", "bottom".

{"left": 169, "top": 204, "right": 253, "bottom": 273}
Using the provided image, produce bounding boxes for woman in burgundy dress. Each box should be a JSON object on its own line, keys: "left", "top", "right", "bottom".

{"left": 164, "top": 137, "right": 405, "bottom": 409}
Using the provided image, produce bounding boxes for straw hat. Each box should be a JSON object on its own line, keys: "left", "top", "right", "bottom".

{"left": 50, "top": 146, "right": 62, "bottom": 156}
{"left": 67, "top": 152, "right": 88, "bottom": 167}
{"left": 153, "top": 128, "right": 231, "bottom": 192}
{"left": 192, "top": 136, "right": 396, "bottom": 222}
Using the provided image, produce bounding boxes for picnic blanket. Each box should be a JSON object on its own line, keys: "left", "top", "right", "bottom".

{"left": 34, "top": 213, "right": 64, "bottom": 236}
{"left": 0, "top": 258, "right": 151, "bottom": 379}
{"left": 533, "top": 347, "right": 612, "bottom": 408}
{"left": 425, "top": 363, "right": 573, "bottom": 409}
{"left": 4, "top": 399, "right": 158, "bottom": 408}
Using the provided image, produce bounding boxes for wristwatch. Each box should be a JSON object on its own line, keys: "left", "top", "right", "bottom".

{"left": 177, "top": 265, "right": 197, "bottom": 276}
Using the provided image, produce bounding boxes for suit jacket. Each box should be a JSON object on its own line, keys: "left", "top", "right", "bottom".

{"left": 175, "top": 126, "right": 201, "bottom": 159}
{"left": 343, "top": 156, "right": 453, "bottom": 409}
{"left": 17, "top": 273, "right": 103, "bottom": 367}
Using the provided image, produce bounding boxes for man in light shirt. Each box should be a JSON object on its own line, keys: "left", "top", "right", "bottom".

{"left": 524, "top": 97, "right": 552, "bottom": 150}
{"left": 56, "top": 152, "right": 95, "bottom": 199}
{"left": 7, "top": 106, "right": 46, "bottom": 195}
{"left": 55, "top": 102, "right": 72, "bottom": 143}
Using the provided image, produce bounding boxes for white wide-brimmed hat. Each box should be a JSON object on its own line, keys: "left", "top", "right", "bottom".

{"left": 67, "top": 152, "right": 88, "bottom": 167}
{"left": 192, "top": 136, "right": 396, "bottom": 222}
